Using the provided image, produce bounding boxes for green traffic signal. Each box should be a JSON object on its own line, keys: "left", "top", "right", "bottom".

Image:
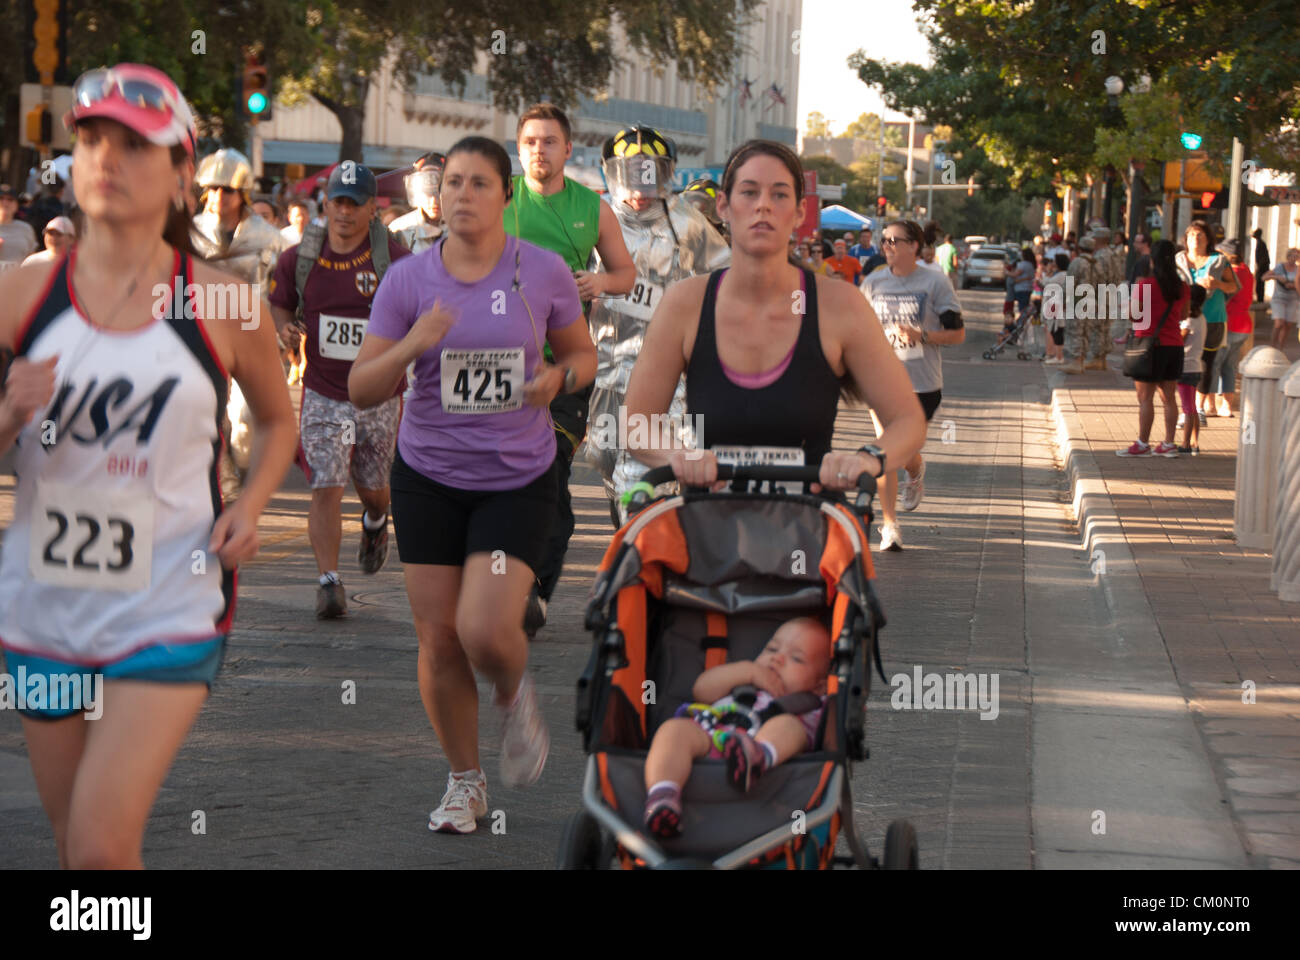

{"left": 247, "top": 92, "right": 268, "bottom": 114}
{"left": 1180, "top": 132, "right": 1202, "bottom": 150}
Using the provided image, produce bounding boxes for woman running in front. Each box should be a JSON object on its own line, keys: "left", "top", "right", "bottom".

{"left": 624, "top": 139, "right": 926, "bottom": 499}
{"left": 0, "top": 64, "right": 297, "bottom": 868}
{"left": 349, "top": 137, "right": 596, "bottom": 833}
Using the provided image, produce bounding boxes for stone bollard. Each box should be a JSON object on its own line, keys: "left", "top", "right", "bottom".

{"left": 1234, "top": 347, "right": 1292, "bottom": 548}
{"left": 1273, "top": 361, "right": 1300, "bottom": 600}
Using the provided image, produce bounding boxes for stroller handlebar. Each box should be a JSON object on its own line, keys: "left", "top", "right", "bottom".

{"left": 627, "top": 465, "right": 878, "bottom": 516}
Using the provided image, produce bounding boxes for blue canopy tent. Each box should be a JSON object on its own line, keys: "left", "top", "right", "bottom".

{"left": 819, "top": 204, "right": 873, "bottom": 232}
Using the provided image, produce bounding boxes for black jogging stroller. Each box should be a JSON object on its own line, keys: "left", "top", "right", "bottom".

{"left": 557, "top": 464, "right": 918, "bottom": 870}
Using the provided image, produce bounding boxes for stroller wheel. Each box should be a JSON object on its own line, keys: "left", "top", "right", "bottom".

{"left": 1017, "top": 352, "right": 1030, "bottom": 361}
{"left": 556, "top": 811, "right": 607, "bottom": 870}
{"left": 883, "top": 820, "right": 919, "bottom": 870}
{"left": 982, "top": 349, "right": 995, "bottom": 360}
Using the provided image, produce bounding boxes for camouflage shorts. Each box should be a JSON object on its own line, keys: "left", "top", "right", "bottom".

{"left": 300, "top": 387, "right": 400, "bottom": 490}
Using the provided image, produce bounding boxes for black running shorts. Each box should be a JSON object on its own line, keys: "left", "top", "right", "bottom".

{"left": 389, "top": 451, "right": 557, "bottom": 570}
{"left": 917, "top": 390, "right": 943, "bottom": 422}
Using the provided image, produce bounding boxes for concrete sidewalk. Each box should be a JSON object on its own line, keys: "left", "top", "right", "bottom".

{"left": 1048, "top": 337, "right": 1300, "bottom": 869}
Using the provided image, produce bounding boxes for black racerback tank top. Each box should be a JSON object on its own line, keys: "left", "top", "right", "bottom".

{"left": 685, "top": 268, "right": 841, "bottom": 466}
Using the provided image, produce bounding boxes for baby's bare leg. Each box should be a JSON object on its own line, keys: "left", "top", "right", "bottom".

{"left": 754, "top": 714, "right": 809, "bottom": 767}
{"left": 645, "top": 717, "right": 712, "bottom": 788}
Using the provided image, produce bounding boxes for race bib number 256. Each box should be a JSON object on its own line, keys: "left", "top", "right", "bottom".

{"left": 440, "top": 348, "right": 525, "bottom": 414}
{"left": 29, "top": 483, "right": 154, "bottom": 592}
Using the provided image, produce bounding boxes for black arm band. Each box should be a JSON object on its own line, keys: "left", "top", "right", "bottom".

{"left": 940, "top": 310, "right": 964, "bottom": 330}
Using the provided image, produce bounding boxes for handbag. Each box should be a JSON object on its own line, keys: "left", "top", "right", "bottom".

{"left": 1122, "top": 297, "right": 1175, "bottom": 379}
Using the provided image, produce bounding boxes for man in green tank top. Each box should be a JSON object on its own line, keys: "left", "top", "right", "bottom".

{"left": 504, "top": 103, "right": 636, "bottom": 637}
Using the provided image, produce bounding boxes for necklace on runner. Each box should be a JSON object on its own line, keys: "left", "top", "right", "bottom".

{"left": 57, "top": 239, "right": 168, "bottom": 391}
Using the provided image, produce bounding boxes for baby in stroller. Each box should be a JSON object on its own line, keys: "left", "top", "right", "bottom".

{"left": 642, "top": 617, "right": 832, "bottom": 838}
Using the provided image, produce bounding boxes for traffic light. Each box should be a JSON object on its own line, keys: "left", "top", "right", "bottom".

{"left": 25, "top": 103, "right": 52, "bottom": 148}
{"left": 1180, "top": 131, "right": 1202, "bottom": 150}
{"left": 30, "top": 0, "right": 65, "bottom": 85}
{"left": 877, "top": 195, "right": 887, "bottom": 217}
{"left": 241, "top": 53, "right": 272, "bottom": 122}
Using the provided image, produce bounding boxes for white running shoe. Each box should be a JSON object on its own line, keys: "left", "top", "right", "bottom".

{"left": 498, "top": 674, "right": 549, "bottom": 787}
{"left": 900, "top": 461, "right": 926, "bottom": 512}
{"left": 428, "top": 771, "right": 488, "bottom": 834}
{"left": 879, "top": 524, "right": 904, "bottom": 552}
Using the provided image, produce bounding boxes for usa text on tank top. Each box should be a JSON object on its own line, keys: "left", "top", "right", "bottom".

{"left": 0, "top": 249, "right": 234, "bottom": 664}
{"left": 686, "top": 268, "right": 841, "bottom": 466}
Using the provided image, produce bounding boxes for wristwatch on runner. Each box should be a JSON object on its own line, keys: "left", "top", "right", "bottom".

{"left": 562, "top": 365, "right": 577, "bottom": 394}
{"left": 857, "top": 444, "right": 887, "bottom": 478}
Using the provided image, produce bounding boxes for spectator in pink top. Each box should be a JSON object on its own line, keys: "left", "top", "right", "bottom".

{"left": 1117, "top": 239, "right": 1190, "bottom": 459}
{"left": 1214, "top": 239, "right": 1254, "bottom": 416}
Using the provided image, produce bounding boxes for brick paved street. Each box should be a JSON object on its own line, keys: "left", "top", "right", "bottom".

{"left": 2, "top": 291, "right": 1296, "bottom": 869}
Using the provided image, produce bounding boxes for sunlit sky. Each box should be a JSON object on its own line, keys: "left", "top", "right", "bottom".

{"left": 795, "top": 0, "right": 932, "bottom": 138}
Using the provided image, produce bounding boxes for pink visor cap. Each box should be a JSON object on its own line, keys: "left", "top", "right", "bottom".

{"left": 64, "top": 64, "right": 198, "bottom": 157}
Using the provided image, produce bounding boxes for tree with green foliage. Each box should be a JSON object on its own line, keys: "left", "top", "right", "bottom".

{"left": 9, "top": 0, "right": 763, "bottom": 169}
{"left": 805, "top": 111, "right": 832, "bottom": 139}
{"left": 852, "top": 0, "right": 1300, "bottom": 203}
{"left": 279, "top": 0, "right": 763, "bottom": 162}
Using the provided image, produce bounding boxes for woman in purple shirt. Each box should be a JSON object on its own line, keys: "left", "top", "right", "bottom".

{"left": 350, "top": 137, "right": 596, "bottom": 834}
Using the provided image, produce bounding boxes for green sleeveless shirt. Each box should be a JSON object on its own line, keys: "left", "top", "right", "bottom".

{"left": 503, "top": 175, "right": 601, "bottom": 273}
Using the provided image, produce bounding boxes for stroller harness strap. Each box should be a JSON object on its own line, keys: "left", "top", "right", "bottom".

{"left": 703, "top": 611, "right": 728, "bottom": 669}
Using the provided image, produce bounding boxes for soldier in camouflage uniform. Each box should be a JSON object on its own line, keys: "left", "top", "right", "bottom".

{"left": 1064, "top": 236, "right": 1098, "bottom": 372}
{"left": 1091, "top": 227, "right": 1125, "bottom": 353}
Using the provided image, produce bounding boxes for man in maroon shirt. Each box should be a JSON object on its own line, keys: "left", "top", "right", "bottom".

{"left": 269, "top": 164, "right": 411, "bottom": 618}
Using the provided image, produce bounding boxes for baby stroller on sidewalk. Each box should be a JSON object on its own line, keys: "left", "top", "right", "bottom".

{"left": 983, "top": 297, "right": 1041, "bottom": 361}
{"left": 558, "top": 464, "right": 918, "bottom": 870}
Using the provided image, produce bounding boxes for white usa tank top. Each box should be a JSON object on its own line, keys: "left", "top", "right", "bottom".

{"left": 0, "top": 249, "right": 234, "bottom": 665}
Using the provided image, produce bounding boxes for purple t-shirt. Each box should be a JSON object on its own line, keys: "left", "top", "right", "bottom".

{"left": 367, "top": 234, "right": 582, "bottom": 489}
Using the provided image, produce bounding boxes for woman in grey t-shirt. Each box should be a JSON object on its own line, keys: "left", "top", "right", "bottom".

{"left": 860, "top": 219, "right": 965, "bottom": 552}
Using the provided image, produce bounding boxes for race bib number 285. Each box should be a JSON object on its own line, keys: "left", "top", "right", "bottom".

{"left": 29, "top": 483, "right": 154, "bottom": 592}
{"left": 440, "top": 348, "right": 525, "bottom": 414}
{"left": 318, "top": 313, "right": 368, "bottom": 361}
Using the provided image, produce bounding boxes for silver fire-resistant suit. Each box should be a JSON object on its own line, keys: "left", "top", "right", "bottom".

{"left": 587, "top": 195, "right": 730, "bottom": 507}
{"left": 190, "top": 210, "right": 286, "bottom": 291}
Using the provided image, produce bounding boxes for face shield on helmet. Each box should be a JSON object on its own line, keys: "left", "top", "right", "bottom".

{"left": 405, "top": 167, "right": 442, "bottom": 209}
{"left": 682, "top": 179, "right": 722, "bottom": 229}
{"left": 602, "top": 127, "right": 676, "bottom": 208}
{"left": 603, "top": 154, "right": 674, "bottom": 206}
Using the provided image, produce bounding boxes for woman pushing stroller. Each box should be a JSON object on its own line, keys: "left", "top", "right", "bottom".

{"left": 623, "top": 139, "right": 926, "bottom": 495}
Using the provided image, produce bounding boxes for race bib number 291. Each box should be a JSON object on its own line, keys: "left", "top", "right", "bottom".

{"left": 440, "top": 348, "right": 525, "bottom": 414}
{"left": 29, "top": 483, "right": 154, "bottom": 592}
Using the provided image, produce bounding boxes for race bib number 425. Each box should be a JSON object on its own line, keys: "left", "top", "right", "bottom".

{"left": 318, "top": 313, "right": 368, "bottom": 361}
{"left": 29, "top": 483, "right": 154, "bottom": 592}
{"left": 440, "top": 348, "right": 525, "bottom": 414}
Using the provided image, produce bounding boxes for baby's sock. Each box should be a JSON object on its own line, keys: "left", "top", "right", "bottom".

{"left": 644, "top": 781, "right": 683, "bottom": 838}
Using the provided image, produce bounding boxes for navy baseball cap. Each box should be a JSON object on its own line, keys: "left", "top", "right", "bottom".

{"left": 326, "top": 162, "right": 377, "bottom": 203}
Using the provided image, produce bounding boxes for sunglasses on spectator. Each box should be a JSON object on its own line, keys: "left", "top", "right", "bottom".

{"left": 882, "top": 236, "right": 914, "bottom": 247}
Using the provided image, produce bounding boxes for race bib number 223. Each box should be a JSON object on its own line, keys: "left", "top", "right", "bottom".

{"left": 29, "top": 483, "right": 154, "bottom": 592}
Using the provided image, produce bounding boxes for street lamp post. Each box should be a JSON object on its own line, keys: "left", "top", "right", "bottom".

{"left": 927, "top": 138, "right": 946, "bottom": 221}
